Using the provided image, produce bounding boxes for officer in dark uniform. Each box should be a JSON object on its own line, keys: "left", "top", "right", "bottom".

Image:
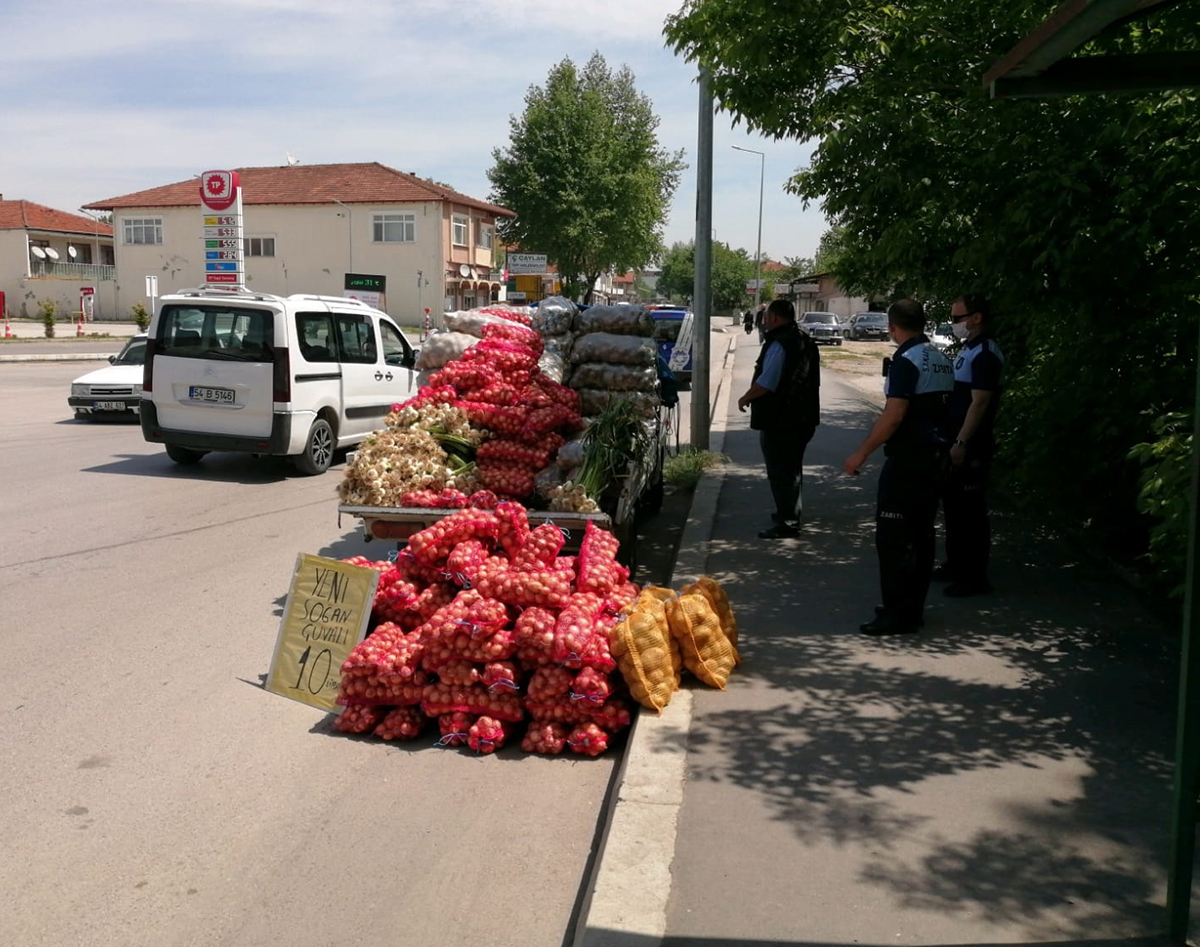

{"left": 844, "top": 299, "right": 953, "bottom": 635}
{"left": 738, "top": 298, "right": 821, "bottom": 538}
{"left": 934, "top": 294, "right": 1005, "bottom": 596}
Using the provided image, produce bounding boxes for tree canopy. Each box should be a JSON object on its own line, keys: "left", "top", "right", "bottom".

{"left": 658, "top": 240, "right": 757, "bottom": 310}
{"left": 487, "top": 53, "right": 685, "bottom": 302}
{"left": 666, "top": 1, "right": 1200, "bottom": 589}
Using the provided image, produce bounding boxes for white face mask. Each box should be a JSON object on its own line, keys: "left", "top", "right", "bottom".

{"left": 951, "top": 320, "right": 970, "bottom": 340}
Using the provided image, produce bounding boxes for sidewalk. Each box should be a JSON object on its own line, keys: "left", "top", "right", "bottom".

{"left": 582, "top": 332, "right": 1181, "bottom": 945}
{"left": 0, "top": 321, "right": 139, "bottom": 362}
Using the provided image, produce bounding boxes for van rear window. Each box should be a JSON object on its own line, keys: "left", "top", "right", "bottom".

{"left": 158, "top": 304, "right": 275, "bottom": 361}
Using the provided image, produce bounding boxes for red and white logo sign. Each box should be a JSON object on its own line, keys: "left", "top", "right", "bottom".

{"left": 199, "top": 170, "right": 240, "bottom": 211}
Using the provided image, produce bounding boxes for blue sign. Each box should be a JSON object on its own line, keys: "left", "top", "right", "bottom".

{"left": 205, "top": 262, "right": 239, "bottom": 271}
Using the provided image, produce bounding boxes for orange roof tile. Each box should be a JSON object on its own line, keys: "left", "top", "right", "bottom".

{"left": 84, "top": 162, "right": 514, "bottom": 217}
{"left": 0, "top": 200, "right": 113, "bottom": 236}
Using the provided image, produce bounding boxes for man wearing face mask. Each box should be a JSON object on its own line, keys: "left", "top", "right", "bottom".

{"left": 934, "top": 294, "right": 1005, "bottom": 597}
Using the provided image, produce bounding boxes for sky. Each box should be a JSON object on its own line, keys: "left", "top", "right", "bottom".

{"left": 0, "top": 0, "right": 829, "bottom": 264}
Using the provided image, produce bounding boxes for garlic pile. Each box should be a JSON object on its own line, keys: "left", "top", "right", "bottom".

{"left": 547, "top": 482, "right": 601, "bottom": 514}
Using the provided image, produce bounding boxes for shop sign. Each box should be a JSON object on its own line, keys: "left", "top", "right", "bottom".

{"left": 266, "top": 554, "right": 380, "bottom": 713}
{"left": 507, "top": 252, "right": 548, "bottom": 275}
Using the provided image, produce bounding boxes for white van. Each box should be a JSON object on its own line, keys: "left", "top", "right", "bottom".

{"left": 140, "top": 286, "right": 418, "bottom": 474}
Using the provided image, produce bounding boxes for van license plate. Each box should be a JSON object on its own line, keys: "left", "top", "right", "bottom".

{"left": 95, "top": 401, "right": 125, "bottom": 411}
{"left": 188, "top": 386, "right": 234, "bottom": 404}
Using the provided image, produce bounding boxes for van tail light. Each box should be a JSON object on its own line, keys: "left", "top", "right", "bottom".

{"left": 143, "top": 339, "right": 156, "bottom": 392}
{"left": 273, "top": 347, "right": 291, "bottom": 403}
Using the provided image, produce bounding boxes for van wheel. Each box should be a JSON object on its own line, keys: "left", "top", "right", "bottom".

{"left": 165, "top": 444, "right": 206, "bottom": 465}
{"left": 295, "top": 418, "right": 334, "bottom": 475}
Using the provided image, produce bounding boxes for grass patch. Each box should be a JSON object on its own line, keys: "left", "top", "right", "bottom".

{"left": 664, "top": 446, "right": 728, "bottom": 490}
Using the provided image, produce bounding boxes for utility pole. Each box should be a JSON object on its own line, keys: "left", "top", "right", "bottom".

{"left": 691, "top": 69, "right": 713, "bottom": 451}
{"left": 732, "top": 145, "right": 765, "bottom": 314}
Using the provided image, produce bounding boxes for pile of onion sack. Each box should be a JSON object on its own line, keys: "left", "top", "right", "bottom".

{"left": 334, "top": 502, "right": 638, "bottom": 756}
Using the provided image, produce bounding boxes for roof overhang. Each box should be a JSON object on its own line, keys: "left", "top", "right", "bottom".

{"left": 984, "top": 0, "right": 1200, "bottom": 98}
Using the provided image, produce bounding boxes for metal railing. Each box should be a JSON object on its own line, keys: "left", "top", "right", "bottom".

{"left": 28, "top": 261, "right": 115, "bottom": 281}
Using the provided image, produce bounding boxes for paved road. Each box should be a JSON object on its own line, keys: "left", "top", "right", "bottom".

{"left": 0, "top": 362, "right": 615, "bottom": 947}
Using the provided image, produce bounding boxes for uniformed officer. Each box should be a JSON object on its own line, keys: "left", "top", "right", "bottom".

{"left": 843, "top": 299, "right": 953, "bottom": 635}
{"left": 934, "top": 294, "right": 1005, "bottom": 597}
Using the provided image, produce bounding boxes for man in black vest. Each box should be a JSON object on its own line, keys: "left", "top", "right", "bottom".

{"left": 737, "top": 298, "right": 821, "bottom": 538}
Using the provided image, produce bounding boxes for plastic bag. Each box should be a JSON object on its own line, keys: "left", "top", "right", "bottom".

{"left": 534, "top": 463, "right": 565, "bottom": 500}
{"left": 569, "top": 362, "right": 659, "bottom": 393}
{"left": 571, "top": 333, "right": 656, "bottom": 366}
{"left": 557, "top": 437, "right": 586, "bottom": 470}
{"left": 532, "top": 296, "right": 577, "bottom": 336}
{"left": 538, "top": 349, "right": 568, "bottom": 384}
{"left": 414, "top": 331, "right": 477, "bottom": 370}
{"left": 575, "top": 305, "right": 653, "bottom": 337}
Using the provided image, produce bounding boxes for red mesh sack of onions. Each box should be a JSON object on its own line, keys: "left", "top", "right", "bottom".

{"left": 468, "top": 490, "right": 500, "bottom": 510}
{"left": 495, "top": 500, "right": 531, "bottom": 557}
{"left": 477, "top": 461, "right": 536, "bottom": 500}
{"left": 437, "top": 488, "right": 469, "bottom": 509}
{"left": 407, "top": 508, "right": 501, "bottom": 566}
{"left": 523, "top": 404, "right": 584, "bottom": 440}
{"left": 511, "top": 523, "right": 566, "bottom": 571}
{"left": 570, "top": 667, "right": 612, "bottom": 707}
{"left": 417, "top": 590, "right": 508, "bottom": 644}
{"left": 473, "top": 381, "right": 524, "bottom": 406}
{"left": 338, "top": 676, "right": 425, "bottom": 707}
{"left": 462, "top": 338, "right": 539, "bottom": 372}
{"left": 474, "top": 558, "right": 572, "bottom": 609}
{"left": 399, "top": 489, "right": 442, "bottom": 508}
{"left": 429, "top": 360, "right": 499, "bottom": 394}
{"left": 476, "top": 305, "right": 533, "bottom": 327}
{"left": 373, "top": 578, "right": 421, "bottom": 624}
{"left": 602, "top": 581, "right": 640, "bottom": 616}
{"left": 342, "top": 556, "right": 391, "bottom": 571}
{"left": 445, "top": 539, "right": 490, "bottom": 587}
{"left": 533, "top": 374, "right": 582, "bottom": 413}
{"left": 567, "top": 722, "right": 610, "bottom": 757}
{"left": 435, "top": 711, "right": 475, "bottom": 747}
{"left": 551, "top": 604, "right": 599, "bottom": 669}
{"left": 481, "top": 320, "right": 544, "bottom": 355}
{"left": 433, "top": 660, "right": 481, "bottom": 686}
{"left": 396, "top": 383, "right": 459, "bottom": 413}
{"left": 335, "top": 705, "right": 383, "bottom": 734}
{"left": 477, "top": 437, "right": 561, "bottom": 470}
{"left": 398, "top": 582, "right": 458, "bottom": 632}
{"left": 483, "top": 660, "right": 521, "bottom": 694}
{"left": 421, "top": 682, "right": 524, "bottom": 722}
{"left": 342, "top": 621, "right": 408, "bottom": 678}
{"left": 374, "top": 706, "right": 426, "bottom": 741}
{"left": 460, "top": 400, "right": 529, "bottom": 437}
{"left": 577, "top": 521, "right": 626, "bottom": 595}
{"left": 527, "top": 665, "right": 574, "bottom": 701}
{"left": 580, "top": 617, "right": 618, "bottom": 674}
{"left": 525, "top": 697, "right": 594, "bottom": 726}
{"left": 567, "top": 591, "right": 605, "bottom": 617}
{"left": 521, "top": 721, "right": 569, "bottom": 755}
{"left": 514, "top": 607, "right": 559, "bottom": 666}
{"left": 425, "top": 627, "right": 517, "bottom": 668}
{"left": 469, "top": 716, "right": 513, "bottom": 755}
{"left": 587, "top": 696, "right": 633, "bottom": 734}
{"left": 391, "top": 550, "right": 451, "bottom": 587}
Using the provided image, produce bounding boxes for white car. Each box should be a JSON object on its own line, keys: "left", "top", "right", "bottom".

{"left": 929, "top": 322, "right": 956, "bottom": 352}
{"left": 69, "top": 334, "right": 148, "bottom": 420}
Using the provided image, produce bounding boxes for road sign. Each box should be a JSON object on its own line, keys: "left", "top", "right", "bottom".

{"left": 145, "top": 275, "right": 158, "bottom": 297}
{"left": 199, "top": 171, "right": 239, "bottom": 212}
{"left": 507, "top": 252, "right": 548, "bottom": 275}
{"left": 199, "top": 169, "right": 244, "bottom": 287}
{"left": 205, "top": 273, "right": 239, "bottom": 284}
{"left": 205, "top": 262, "right": 239, "bottom": 272}
{"left": 205, "top": 251, "right": 241, "bottom": 261}
{"left": 267, "top": 554, "right": 379, "bottom": 713}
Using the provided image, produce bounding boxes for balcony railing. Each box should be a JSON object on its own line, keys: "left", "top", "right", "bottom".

{"left": 29, "top": 261, "right": 115, "bottom": 281}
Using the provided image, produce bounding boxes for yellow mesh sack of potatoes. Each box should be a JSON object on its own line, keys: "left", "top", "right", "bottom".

{"left": 610, "top": 599, "right": 676, "bottom": 712}
{"left": 681, "top": 576, "right": 741, "bottom": 666}
{"left": 638, "top": 584, "right": 678, "bottom": 604}
{"left": 665, "top": 592, "right": 736, "bottom": 690}
{"left": 634, "top": 591, "right": 683, "bottom": 690}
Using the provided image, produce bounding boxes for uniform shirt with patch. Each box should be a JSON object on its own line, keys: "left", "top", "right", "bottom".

{"left": 884, "top": 336, "right": 954, "bottom": 453}
{"left": 948, "top": 335, "right": 1005, "bottom": 448}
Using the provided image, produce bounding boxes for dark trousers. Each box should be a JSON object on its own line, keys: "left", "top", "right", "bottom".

{"left": 759, "top": 425, "right": 816, "bottom": 522}
{"left": 942, "top": 454, "right": 992, "bottom": 583}
{"left": 876, "top": 450, "right": 944, "bottom": 621}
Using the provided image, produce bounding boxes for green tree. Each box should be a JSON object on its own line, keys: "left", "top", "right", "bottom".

{"left": 488, "top": 54, "right": 685, "bottom": 303}
{"left": 812, "top": 227, "right": 846, "bottom": 274}
{"left": 657, "top": 240, "right": 756, "bottom": 310}
{"left": 778, "top": 254, "right": 816, "bottom": 281}
{"left": 666, "top": 1, "right": 1200, "bottom": 588}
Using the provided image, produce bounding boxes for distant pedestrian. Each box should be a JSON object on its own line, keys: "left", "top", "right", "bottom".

{"left": 843, "top": 299, "right": 953, "bottom": 635}
{"left": 737, "top": 298, "right": 821, "bottom": 539}
{"left": 754, "top": 304, "right": 767, "bottom": 343}
{"left": 934, "top": 294, "right": 1005, "bottom": 597}
{"left": 743, "top": 309, "right": 754, "bottom": 334}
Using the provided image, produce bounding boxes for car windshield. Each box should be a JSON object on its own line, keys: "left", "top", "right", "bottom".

{"left": 157, "top": 304, "right": 275, "bottom": 361}
{"left": 114, "top": 339, "right": 147, "bottom": 365}
{"left": 857, "top": 314, "right": 886, "bottom": 324}
{"left": 802, "top": 313, "right": 836, "bottom": 324}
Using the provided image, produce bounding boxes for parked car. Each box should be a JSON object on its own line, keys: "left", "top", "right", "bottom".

{"left": 140, "top": 286, "right": 417, "bottom": 475}
{"left": 69, "top": 334, "right": 148, "bottom": 420}
{"left": 848, "top": 311, "right": 889, "bottom": 341}
{"left": 929, "top": 322, "right": 956, "bottom": 352}
{"left": 799, "top": 311, "right": 847, "bottom": 345}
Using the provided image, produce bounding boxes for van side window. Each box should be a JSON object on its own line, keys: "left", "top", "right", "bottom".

{"left": 379, "top": 321, "right": 413, "bottom": 367}
{"left": 335, "top": 314, "right": 377, "bottom": 364}
{"left": 295, "top": 312, "right": 337, "bottom": 363}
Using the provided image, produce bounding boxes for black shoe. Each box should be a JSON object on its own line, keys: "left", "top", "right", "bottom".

{"left": 758, "top": 522, "right": 800, "bottom": 539}
{"left": 944, "top": 580, "right": 992, "bottom": 598}
{"left": 931, "top": 563, "right": 956, "bottom": 582}
{"left": 873, "top": 605, "right": 925, "bottom": 626}
{"left": 859, "top": 614, "right": 920, "bottom": 636}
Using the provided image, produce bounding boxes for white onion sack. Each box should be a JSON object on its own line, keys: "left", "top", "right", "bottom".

{"left": 538, "top": 349, "right": 568, "bottom": 384}
{"left": 414, "top": 331, "right": 478, "bottom": 370}
{"left": 570, "top": 332, "right": 656, "bottom": 366}
{"left": 443, "top": 310, "right": 511, "bottom": 338}
{"left": 576, "top": 305, "right": 653, "bottom": 337}
{"left": 569, "top": 362, "right": 659, "bottom": 392}
{"left": 532, "top": 297, "right": 577, "bottom": 336}
{"left": 543, "top": 332, "right": 574, "bottom": 362}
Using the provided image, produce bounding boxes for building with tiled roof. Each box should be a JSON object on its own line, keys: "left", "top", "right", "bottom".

{"left": 0, "top": 196, "right": 116, "bottom": 321}
{"left": 84, "top": 162, "right": 515, "bottom": 322}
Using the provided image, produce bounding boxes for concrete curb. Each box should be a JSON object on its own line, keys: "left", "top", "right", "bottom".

{"left": 574, "top": 331, "right": 737, "bottom": 947}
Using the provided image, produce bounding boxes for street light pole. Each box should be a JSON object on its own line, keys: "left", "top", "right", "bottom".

{"left": 332, "top": 199, "right": 353, "bottom": 273}
{"left": 732, "top": 145, "right": 765, "bottom": 313}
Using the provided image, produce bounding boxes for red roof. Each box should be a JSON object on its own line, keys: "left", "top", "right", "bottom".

{"left": 0, "top": 200, "right": 113, "bottom": 236}
{"left": 84, "top": 162, "right": 514, "bottom": 217}
{"left": 761, "top": 260, "right": 786, "bottom": 272}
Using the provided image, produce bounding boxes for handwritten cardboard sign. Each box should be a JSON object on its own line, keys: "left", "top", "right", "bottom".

{"left": 267, "top": 554, "right": 380, "bottom": 713}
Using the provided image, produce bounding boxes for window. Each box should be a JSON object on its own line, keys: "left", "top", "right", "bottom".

{"left": 380, "top": 321, "right": 413, "bottom": 367}
{"left": 243, "top": 236, "right": 275, "bottom": 257}
{"left": 372, "top": 214, "right": 415, "bottom": 243}
{"left": 157, "top": 305, "right": 274, "bottom": 359}
{"left": 101, "top": 245, "right": 115, "bottom": 266}
{"left": 73, "top": 244, "right": 93, "bottom": 264}
{"left": 122, "top": 217, "right": 162, "bottom": 245}
{"left": 478, "top": 222, "right": 493, "bottom": 250}
{"left": 452, "top": 215, "right": 468, "bottom": 247}
{"left": 296, "top": 313, "right": 337, "bottom": 363}
{"left": 335, "top": 313, "right": 377, "bottom": 364}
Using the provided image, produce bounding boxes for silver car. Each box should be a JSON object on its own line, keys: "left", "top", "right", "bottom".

{"left": 799, "top": 311, "right": 846, "bottom": 345}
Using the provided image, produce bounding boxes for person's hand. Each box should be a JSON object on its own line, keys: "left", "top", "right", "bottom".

{"left": 737, "top": 394, "right": 749, "bottom": 412}
{"left": 949, "top": 443, "right": 966, "bottom": 467}
{"left": 843, "top": 451, "right": 867, "bottom": 475}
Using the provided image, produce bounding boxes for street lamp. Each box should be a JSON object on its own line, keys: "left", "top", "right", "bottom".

{"left": 332, "top": 199, "right": 353, "bottom": 273}
{"left": 732, "top": 145, "right": 765, "bottom": 313}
